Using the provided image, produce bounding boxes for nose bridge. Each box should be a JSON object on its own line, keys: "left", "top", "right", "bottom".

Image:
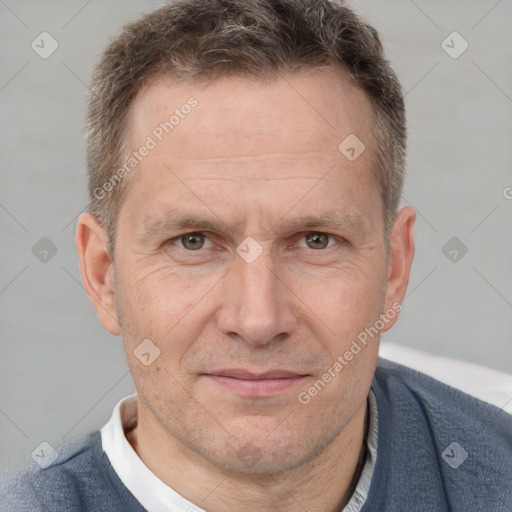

{"left": 218, "top": 246, "right": 297, "bottom": 345}
{"left": 239, "top": 251, "right": 277, "bottom": 307}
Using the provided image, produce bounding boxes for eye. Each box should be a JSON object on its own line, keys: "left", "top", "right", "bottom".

{"left": 298, "top": 232, "right": 337, "bottom": 250}
{"left": 173, "top": 233, "right": 213, "bottom": 251}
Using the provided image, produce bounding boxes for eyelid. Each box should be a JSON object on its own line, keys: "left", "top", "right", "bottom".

{"left": 167, "top": 230, "right": 343, "bottom": 251}
{"left": 295, "top": 232, "right": 339, "bottom": 249}
{"left": 170, "top": 232, "right": 214, "bottom": 250}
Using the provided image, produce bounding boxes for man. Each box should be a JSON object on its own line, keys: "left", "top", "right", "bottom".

{"left": 2, "top": 0, "right": 511, "bottom": 510}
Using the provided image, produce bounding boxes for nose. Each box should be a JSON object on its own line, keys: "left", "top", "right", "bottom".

{"left": 216, "top": 247, "right": 299, "bottom": 346}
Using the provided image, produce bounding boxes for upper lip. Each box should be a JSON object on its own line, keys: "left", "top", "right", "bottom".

{"left": 206, "top": 369, "right": 308, "bottom": 380}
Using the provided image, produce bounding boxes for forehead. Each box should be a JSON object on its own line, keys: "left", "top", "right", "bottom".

{"left": 126, "top": 68, "right": 375, "bottom": 162}
{"left": 119, "top": 69, "right": 379, "bottom": 228}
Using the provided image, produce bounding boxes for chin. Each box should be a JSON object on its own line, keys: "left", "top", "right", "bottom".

{"left": 200, "top": 420, "right": 332, "bottom": 476}
{"left": 213, "top": 442, "right": 314, "bottom": 476}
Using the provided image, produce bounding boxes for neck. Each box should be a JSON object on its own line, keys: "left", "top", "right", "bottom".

{"left": 126, "top": 398, "right": 368, "bottom": 512}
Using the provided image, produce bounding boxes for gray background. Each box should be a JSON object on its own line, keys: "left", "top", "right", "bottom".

{"left": 1, "top": 0, "right": 511, "bottom": 475}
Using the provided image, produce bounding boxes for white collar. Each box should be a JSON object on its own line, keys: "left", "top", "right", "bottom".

{"left": 101, "top": 392, "right": 378, "bottom": 512}
{"left": 101, "top": 394, "right": 206, "bottom": 512}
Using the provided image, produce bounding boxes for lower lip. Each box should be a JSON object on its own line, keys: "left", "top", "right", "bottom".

{"left": 206, "top": 375, "right": 307, "bottom": 396}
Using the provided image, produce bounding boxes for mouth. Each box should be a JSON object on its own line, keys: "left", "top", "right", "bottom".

{"left": 203, "top": 369, "right": 310, "bottom": 396}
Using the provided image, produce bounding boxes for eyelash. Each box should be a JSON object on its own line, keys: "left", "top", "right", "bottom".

{"left": 169, "top": 232, "right": 340, "bottom": 251}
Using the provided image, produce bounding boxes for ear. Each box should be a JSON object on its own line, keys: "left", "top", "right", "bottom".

{"left": 76, "top": 212, "right": 121, "bottom": 335}
{"left": 381, "top": 206, "right": 416, "bottom": 333}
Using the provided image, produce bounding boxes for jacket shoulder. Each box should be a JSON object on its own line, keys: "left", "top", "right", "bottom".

{"left": 1, "top": 431, "right": 140, "bottom": 512}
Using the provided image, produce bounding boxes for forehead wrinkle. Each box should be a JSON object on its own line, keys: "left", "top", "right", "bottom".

{"left": 164, "top": 151, "right": 338, "bottom": 165}
{"left": 183, "top": 176, "right": 326, "bottom": 182}
{"left": 161, "top": 153, "right": 341, "bottom": 182}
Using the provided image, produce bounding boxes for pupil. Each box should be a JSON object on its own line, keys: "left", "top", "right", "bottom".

{"left": 184, "top": 234, "right": 203, "bottom": 250}
{"left": 307, "top": 233, "right": 328, "bottom": 249}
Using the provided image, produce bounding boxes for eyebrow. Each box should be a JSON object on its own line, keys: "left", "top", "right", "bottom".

{"left": 137, "top": 210, "right": 369, "bottom": 241}
{"left": 275, "top": 212, "right": 369, "bottom": 235}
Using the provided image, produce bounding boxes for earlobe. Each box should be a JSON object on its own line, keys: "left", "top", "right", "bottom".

{"left": 381, "top": 206, "right": 416, "bottom": 333}
{"left": 76, "top": 213, "right": 121, "bottom": 335}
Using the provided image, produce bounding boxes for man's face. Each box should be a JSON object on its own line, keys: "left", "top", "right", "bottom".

{"left": 105, "top": 70, "right": 398, "bottom": 473}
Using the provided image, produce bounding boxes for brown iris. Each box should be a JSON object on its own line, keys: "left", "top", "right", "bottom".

{"left": 305, "top": 233, "right": 330, "bottom": 250}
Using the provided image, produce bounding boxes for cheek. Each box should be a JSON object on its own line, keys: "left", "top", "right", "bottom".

{"left": 113, "top": 268, "right": 202, "bottom": 367}
{"left": 313, "top": 263, "right": 386, "bottom": 323}
{"left": 305, "top": 268, "right": 386, "bottom": 376}
{"left": 302, "top": 275, "right": 383, "bottom": 402}
{"left": 116, "top": 261, "right": 207, "bottom": 327}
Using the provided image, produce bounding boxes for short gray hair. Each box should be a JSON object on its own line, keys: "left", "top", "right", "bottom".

{"left": 86, "top": 0, "right": 406, "bottom": 251}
